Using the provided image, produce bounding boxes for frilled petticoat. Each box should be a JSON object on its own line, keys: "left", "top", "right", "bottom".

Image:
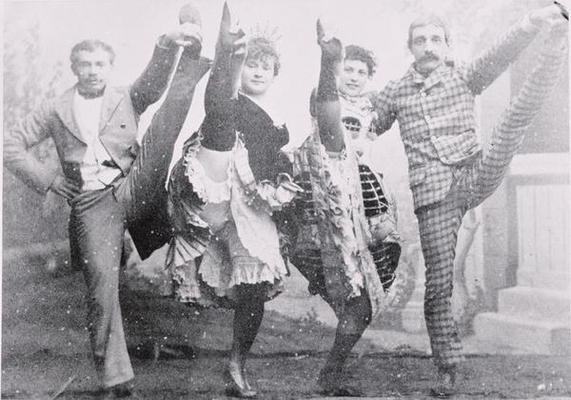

{"left": 292, "top": 122, "right": 387, "bottom": 317}
{"left": 165, "top": 134, "right": 299, "bottom": 308}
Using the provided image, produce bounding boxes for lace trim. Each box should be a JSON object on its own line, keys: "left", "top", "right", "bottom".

{"left": 294, "top": 125, "right": 387, "bottom": 316}
{"left": 167, "top": 134, "right": 295, "bottom": 305}
{"left": 232, "top": 139, "right": 302, "bottom": 214}
{"left": 199, "top": 253, "right": 287, "bottom": 290}
{"left": 305, "top": 138, "right": 366, "bottom": 294}
{"left": 184, "top": 155, "right": 232, "bottom": 205}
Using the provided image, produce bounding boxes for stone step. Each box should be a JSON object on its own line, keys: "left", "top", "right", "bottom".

{"left": 518, "top": 270, "right": 571, "bottom": 292}
{"left": 497, "top": 286, "right": 571, "bottom": 323}
{"left": 473, "top": 312, "right": 571, "bottom": 355}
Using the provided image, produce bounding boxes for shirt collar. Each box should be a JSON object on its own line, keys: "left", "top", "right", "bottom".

{"left": 75, "top": 85, "right": 105, "bottom": 100}
{"left": 74, "top": 87, "right": 104, "bottom": 102}
{"left": 406, "top": 62, "right": 450, "bottom": 89}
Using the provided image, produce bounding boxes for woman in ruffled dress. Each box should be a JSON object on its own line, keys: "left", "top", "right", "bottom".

{"left": 165, "top": 4, "right": 300, "bottom": 398}
{"left": 290, "top": 22, "right": 401, "bottom": 396}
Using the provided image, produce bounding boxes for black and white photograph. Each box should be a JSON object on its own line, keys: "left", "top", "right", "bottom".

{"left": 2, "top": 0, "right": 570, "bottom": 399}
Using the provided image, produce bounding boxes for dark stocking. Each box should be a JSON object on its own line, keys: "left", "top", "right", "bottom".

{"left": 319, "top": 293, "right": 372, "bottom": 394}
{"left": 229, "top": 285, "right": 265, "bottom": 391}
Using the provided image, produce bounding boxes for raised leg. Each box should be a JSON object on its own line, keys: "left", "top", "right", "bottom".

{"left": 120, "top": 49, "right": 210, "bottom": 216}
{"left": 459, "top": 35, "right": 567, "bottom": 210}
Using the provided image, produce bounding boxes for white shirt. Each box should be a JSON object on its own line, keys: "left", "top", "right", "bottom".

{"left": 73, "top": 89, "right": 121, "bottom": 190}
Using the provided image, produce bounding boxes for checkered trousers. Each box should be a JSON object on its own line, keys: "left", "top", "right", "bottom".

{"left": 416, "top": 196, "right": 466, "bottom": 368}
{"left": 417, "top": 42, "right": 567, "bottom": 369}
{"left": 456, "top": 45, "right": 568, "bottom": 209}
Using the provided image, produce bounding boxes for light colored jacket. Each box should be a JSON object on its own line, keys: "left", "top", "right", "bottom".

{"left": 4, "top": 43, "right": 179, "bottom": 193}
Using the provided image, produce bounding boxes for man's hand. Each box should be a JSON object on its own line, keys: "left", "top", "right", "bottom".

{"left": 49, "top": 176, "right": 81, "bottom": 200}
{"left": 163, "top": 22, "right": 203, "bottom": 48}
{"left": 529, "top": 3, "right": 568, "bottom": 28}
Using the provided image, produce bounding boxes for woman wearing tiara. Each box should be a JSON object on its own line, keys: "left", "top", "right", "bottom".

{"left": 165, "top": 3, "right": 300, "bottom": 398}
{"left": 289, "top": 22, "right": 400, "bottom": 397}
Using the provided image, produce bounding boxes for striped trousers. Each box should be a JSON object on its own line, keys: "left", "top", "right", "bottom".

{"left": 416, "top": 41, "right": 567, "bottom": 370}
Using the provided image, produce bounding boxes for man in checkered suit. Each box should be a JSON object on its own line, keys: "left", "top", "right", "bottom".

{"left": 370, "top": 3, "right": 568, "bottom": 396}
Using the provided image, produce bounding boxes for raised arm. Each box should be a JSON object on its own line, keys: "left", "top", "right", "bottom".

{"left": 368, "top": 81, "right": 398, "bottom": 136}
{"left": 463, "top": 4, "right": 566, "bottom": 95}
{"left": 313, "top": 19, "right": 345, "bottom": 153}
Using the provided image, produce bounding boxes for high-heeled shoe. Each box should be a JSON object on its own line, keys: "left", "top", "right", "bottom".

{"left": 224, "top": 368, "right": 257, "bottom": 398}
{"left": 241, "top": 365, "right": 254, "bottom": 392}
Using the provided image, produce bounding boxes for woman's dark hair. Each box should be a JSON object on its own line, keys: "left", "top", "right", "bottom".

{"left": 345, "top": 45, "right": 377, "bottom": 77}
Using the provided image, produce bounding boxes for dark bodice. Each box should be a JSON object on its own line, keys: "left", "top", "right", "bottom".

{"left": 200, "top": 93, "right": 291, "bottom": 182}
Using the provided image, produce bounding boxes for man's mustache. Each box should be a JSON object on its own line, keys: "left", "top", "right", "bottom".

{"left": 420, "top": 54, "right": 440, "bottom": 62}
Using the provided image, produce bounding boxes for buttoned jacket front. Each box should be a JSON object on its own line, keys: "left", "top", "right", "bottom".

{"left": 371, "top": 21, "right": 539, "bottom": 210}
{"left": 4, "top": 44, "right": 179, "bottom": 193}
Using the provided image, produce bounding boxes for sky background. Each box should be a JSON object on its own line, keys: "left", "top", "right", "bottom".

{"left": 4, "top": 0, "right": 539, "bottom": 179}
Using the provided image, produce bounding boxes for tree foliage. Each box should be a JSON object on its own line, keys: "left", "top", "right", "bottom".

{"left": 3, "top": 21, "right": 68, "bottom": 247}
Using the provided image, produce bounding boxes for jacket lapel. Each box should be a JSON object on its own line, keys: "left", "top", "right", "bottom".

{"left": 407, "top": 65, "right": 425, "bottom": 86}
{"left": 99, "top": 87, "right": 125, "bottom": 135}
{"left": 55, "top": 86, "right": 85, "bottom": 143}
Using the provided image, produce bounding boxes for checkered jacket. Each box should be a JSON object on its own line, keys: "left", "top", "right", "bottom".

{"left": 370, "top": 20, "right": 539, "bottom": 210}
